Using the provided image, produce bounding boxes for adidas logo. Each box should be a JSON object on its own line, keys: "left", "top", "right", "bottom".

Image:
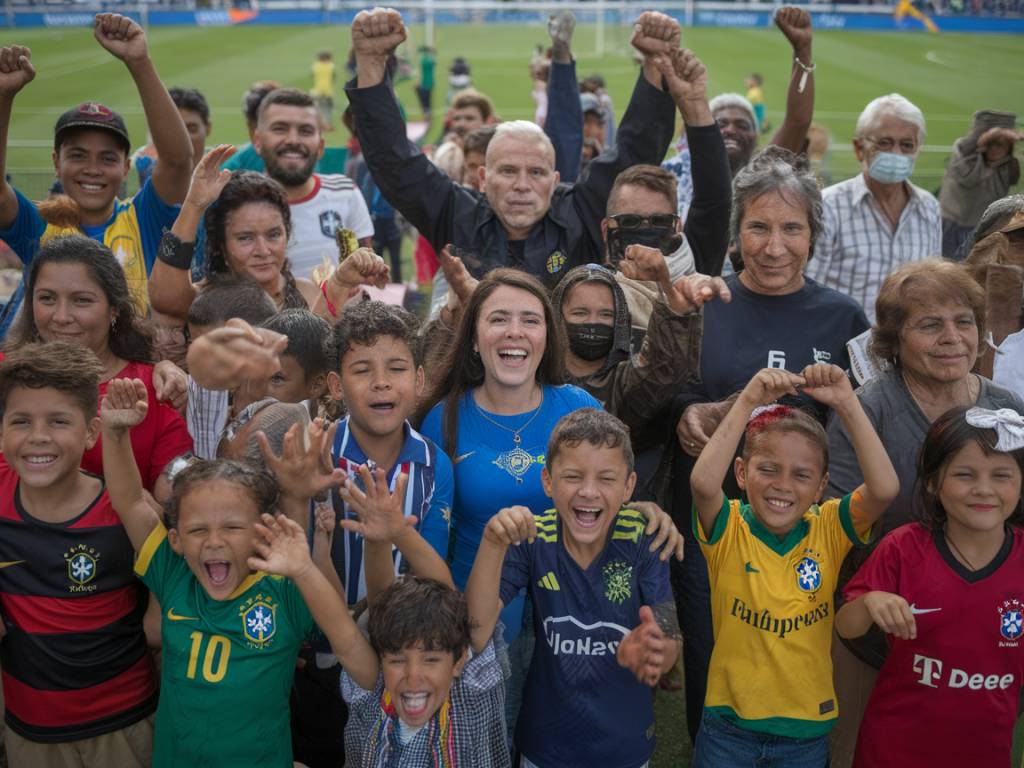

{"left": 537, "top": 572, "right": 560, "bottom": 591}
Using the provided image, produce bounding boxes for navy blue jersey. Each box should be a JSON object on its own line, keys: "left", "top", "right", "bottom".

{"left": 500, "top": 507, "right": 673, "bottom": 767}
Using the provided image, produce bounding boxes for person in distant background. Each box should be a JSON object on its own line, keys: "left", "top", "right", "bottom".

{"left": 310, "top": 50, "right": 337, "bottom": 132}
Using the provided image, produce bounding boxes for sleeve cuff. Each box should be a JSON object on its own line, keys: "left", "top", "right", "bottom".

{"left": 692, "top": 494, "right": 730, "bottom": 545}
{"left": 134, "top": 523, "right": 168, "bottom": 576}
{"left": 838, "top": 491, "right": 871, "bottom": 547}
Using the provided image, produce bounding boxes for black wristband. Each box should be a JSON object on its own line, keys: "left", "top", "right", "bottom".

{"left": 157, "top": 231, "right": 195, "bottom": 270}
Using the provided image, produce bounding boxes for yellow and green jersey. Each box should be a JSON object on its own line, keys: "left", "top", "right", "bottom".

{"left": 695, "top": 492, "right": 869, "bottom": 738}
{"left": 136, "top": 525, "right": 314, "bottom": 767}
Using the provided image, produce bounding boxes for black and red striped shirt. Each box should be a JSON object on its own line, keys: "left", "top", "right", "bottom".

{"left": 0, "top": 467, "right": 157, "bottom": 742}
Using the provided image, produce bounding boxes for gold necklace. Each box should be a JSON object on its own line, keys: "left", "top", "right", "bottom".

{"left": 474, "top": 395, "right": 545, "bottom": 447}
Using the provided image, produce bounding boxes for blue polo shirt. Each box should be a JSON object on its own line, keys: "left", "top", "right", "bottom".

{"left": 330, "top": 417, "right": 452, "bottom": 605}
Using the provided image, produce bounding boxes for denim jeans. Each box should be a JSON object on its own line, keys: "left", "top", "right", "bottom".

{"left": 693, "top": 711, "right": 828, "bottom": 768}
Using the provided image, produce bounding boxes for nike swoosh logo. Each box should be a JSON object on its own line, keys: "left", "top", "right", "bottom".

{"left": 744, "top": 561, "right": 759, "bottom": 574}
{"left": 909, "top": 604, "right": 942, "bottom": 615}
{"left": 454, "top": 452, "right": 475, "bottom": 465}
{"left": 0, "top": 560, "right": 25, "bottom": 569}
{"left": 167, "top": 608, "right": 199, "bottom": 621}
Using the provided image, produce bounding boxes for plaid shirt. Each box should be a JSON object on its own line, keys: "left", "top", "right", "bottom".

{"left": 806, "top": 172, "right": 941, "bottom": 322}
{"left": 342, "top": 635, "right": 510, "bottom": 768}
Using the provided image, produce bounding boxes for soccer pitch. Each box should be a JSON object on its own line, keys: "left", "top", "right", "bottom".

{"left": 5, "top": 22, "right": 1024, "bottom": 200}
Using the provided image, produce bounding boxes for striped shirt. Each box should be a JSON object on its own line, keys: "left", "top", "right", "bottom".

{"left": 806, "top": 172, "right": 941, "bottom": 322}
{"left": 331, "top": 418, "right": 453, "bottom": 605}
{"left": 185, "top": 377, "right": 230, "bottom": 460}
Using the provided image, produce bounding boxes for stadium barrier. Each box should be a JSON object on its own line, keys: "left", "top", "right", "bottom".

{"left": 4, "top": 1, "right": 1023, "bottom": 33}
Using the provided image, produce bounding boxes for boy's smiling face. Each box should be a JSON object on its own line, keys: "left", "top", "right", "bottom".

{"left": 542, "top": 441, "right": 636, "bottom": 565}
{"left": 168, "top": 479, "right": 261, "bottom": 601}
{"left": 381, "top": 642, "right": 467, "bottom": 729}
{"left": 329, "top": 335, "right": 424, "bottom": 442}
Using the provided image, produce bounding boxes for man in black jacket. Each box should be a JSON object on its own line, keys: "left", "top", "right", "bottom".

{"left": 346, "top": 7, "right": 685, "bottom": 290}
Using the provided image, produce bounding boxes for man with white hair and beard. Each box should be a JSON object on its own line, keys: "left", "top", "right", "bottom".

{"left": 346, "top": 7, "right": 690, "bottom": 293}
{"left": 253, "top": 88, "right": 374, "bottom": 280}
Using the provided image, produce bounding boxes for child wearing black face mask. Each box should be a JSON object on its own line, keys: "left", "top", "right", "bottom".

{"left": 550, "top": 253, "right": 730, "bottom": 439}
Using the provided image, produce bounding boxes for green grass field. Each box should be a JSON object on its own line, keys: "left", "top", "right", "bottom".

{"left": 4, "top": 20, "right": 1024, "bottom": 767}
{"left": 5, "top": 22, "right": 1024, "bottom": 201}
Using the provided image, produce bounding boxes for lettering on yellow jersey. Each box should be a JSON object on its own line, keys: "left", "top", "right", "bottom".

{"left": 729, "top": 597, "right": 830, "bottom": 639}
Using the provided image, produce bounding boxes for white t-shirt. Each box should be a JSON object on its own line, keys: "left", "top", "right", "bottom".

{"left": 287, "top": 173, "right": 374, "bottom": 280}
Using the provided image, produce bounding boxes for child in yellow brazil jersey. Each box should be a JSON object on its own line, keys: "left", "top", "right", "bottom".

{"left": 690, "top": 364, "right": 898, "bottom": 767}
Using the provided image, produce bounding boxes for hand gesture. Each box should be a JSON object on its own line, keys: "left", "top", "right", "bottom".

{"left": 617, "top": 606, "right": 671, "bottom": 686}
{"left": 630, "top": 11, "right": 681, "bottom": 58}
{"left": 863, "top": 591, "right": 916, "bottom": 640}
{"left": 629, "top": 501, "right": 684, "bottom": 561}
{"left": 483, "top": 506, "right": 537, "bottom": 547}
{"left": 330, "top": 247, "right": 389, "bottom": 295}
{"left": 188, "top": 318, "right": 287, "bottom": 391}
{"left": 101, "top": 377, "right": 149, "bottom": 431}
{"left": 740, "top": 368, "right": 805, "bottom": 407}
{"left": 677, "top": 400, "right": 732, "bottom": 457}
{"left": 152, "top": 359, "right": 188, "bottom": 412}
{"left": 0, "top": 46, "right": 36, "bottom": 97}
{"left": 339, "top": 465, "right": 413, "bottom": 543}
{"left": 669, "top": 272, "right": 731, "bottom": 315}
{"left": 351, "top": 8, "right": 407, "bottom": 61}
{"left": 774, "top": 6, "right": 813, "bottom": 56}
{"left": 184, "top": 145, "right": 236, "bottom": 212}
{"left": 619, "top": 244, "right": 669, "bottom": 284}
{"left": 548, "top": 10, "right": 575, "bottom": 62}
{"left": 249, "top": 513, "right": 314, "bottom": 580}
{"left": 257, "top": 419, "right": 346, "bottom": 501}
{"left": 799, "top": 363, "right": 854, "bottom": 409}
{"left": 94, "top": 13, "right": 148, "bottom": 65}
{"left": 439, "top": 245, "right": 480, "bottom": 309}
{"left": 653, "top": 48, "right": 708, "bottom": 107}
{"left": 311, "top": 500, "right": 336, "bottom": 565}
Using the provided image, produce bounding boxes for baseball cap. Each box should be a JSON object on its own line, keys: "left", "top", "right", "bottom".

{"left": 580, "top": 92, "right": 604, "bottom": 119}
{"left": 54, "top": 102, "right": 130, "bottom": 154}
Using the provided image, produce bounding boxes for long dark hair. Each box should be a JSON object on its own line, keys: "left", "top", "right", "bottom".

{"left": 6, "top": 234, "right": 154, "bottom": 363}
{"left": 915, "top": 405, "right": 1024, "bottom": 531}
{"left": 204, "top": 171, "right": 307, "bottom": 310}
{"left": 417, "top": 268, "right": 566, "bottom": 456}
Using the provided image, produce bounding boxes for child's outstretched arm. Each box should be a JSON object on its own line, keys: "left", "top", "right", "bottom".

{"left": 93, "top": 13, "right": 192, "bottom": 204}
{"left": 465, "top": 506, "right": 536, "bottom": 654}
{"left": 691, "top": 368, "right": 806, "bottom": 535}
{"left": 801, "top": 363, "right": 899, "bottom": 525}
{"left": 101, "top": 378, "right": 162, "bottom": 551}
{"left": 836, "top": 591, "right": 916, "bottom": 641}
{"left": 250, "top": 513, "right": 379, "bottom": 690}
{"left": 0, "top": 45, "right": 35, "bottom": 228}
{"left": 339, "top": 464, "right": 453, "bottom": 604}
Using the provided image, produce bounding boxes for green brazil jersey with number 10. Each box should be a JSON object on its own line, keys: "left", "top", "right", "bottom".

{"left": 135, "top": 524, "right": 314, "bottom": 768}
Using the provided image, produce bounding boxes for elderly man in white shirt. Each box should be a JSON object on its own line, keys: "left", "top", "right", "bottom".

{"left": 806, "top": 93, "right": 941, "bottom": 321}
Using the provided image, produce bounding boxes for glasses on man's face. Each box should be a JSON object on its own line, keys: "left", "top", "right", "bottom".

{"left": 608, "top": 213, "right": 679, "bottom": 230}
{"left": 865, "top": 136, "right": 918, "bottom": 154}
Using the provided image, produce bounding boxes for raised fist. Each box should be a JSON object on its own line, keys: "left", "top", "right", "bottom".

{"left": 630, "top": 12, "right": 681, "bottom": 58}
{"left": 351, "top": 8, "right": 407, "bottom": 61}
{"left": 0, "top": 46, "right": 36, "bottom": 96}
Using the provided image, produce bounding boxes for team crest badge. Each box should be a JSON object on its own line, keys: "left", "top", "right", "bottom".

{"left": 319, "top": 210, "right": 342, "bottom": 238}
{"left": 795, "top": 556, "right": 822, "bottom": 593}
{"left": 603, "top": 560, "right": 633, "bottom": 604}
{"left": 546, "top": 251, "right": 566, "bottom": 274}
{"left": 998, "top": 599, "right": 1024, "bottom": 642}
{"left": 241, "top": 596, "right": 277, "bottom": 647}
{"left": 492, "top": 448, "right": 536, "bottom": 483}
{"left": 64, "top": 544, "right": 99, "bottom": 588}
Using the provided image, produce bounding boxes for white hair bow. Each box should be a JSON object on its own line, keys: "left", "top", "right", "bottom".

{"left": 965, "top": 407, "right": 1024, "bottom": 452}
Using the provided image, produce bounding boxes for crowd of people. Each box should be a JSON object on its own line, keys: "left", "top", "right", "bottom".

{"left": 0, "top": 6, "right": 1022, "bottom": 768}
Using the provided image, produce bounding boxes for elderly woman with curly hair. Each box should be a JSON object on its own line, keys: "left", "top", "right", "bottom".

{"left": 826, "top": 257, "right": 1024, "bottom": 767}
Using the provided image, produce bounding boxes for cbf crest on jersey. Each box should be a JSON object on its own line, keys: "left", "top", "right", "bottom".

{"left": 998, "top": 599, "right": 1023, "bottom": 645}
{"left": 795, "top": 549, "right": 823, "bottom": 596}
{"left": 64, "top": 543, "right": 99, "bottom": 592}
{"left": 319, "top": 210, "right": 342, "bottom": 238}
{"left": 240, "top": 594, "right": 277, "bottom": 648}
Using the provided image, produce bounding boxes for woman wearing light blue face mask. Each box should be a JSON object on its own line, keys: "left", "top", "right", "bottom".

{"left": 806, "top": 93, "right": 942, "bottom": 323}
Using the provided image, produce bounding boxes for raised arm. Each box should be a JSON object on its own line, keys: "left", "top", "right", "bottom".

{"left": 186, "top": 319, "right": 287, "bottom": 391}
{"left": 464, "top": 506, "right": 536, "bottom": 654}
{"left": 769, "top": 7, "right": 814, "bottom": 155}
{"left": 100, "top": 378, "right": 162, "bottom": 550}
{"left": 691, "top": 368, "right": 806, "bottom": 535}
{"left": 93, "top": 14, "right": 192, "bottom": 204}
{"left": 311, "top": 247, "right": 389, "bottom": 321}
{"left": 542, "top": 12, "right": 583, "bottom": 183}
{"left": 0, "top": 46, "right": 36, "bottom": 229}
{"left": 250, "top": 513, "right": 380, "bottom": 690}
{"left": 800, "top": 364, "right": 899, "bottom": 525}
{"left": 149, "top": 145, "right": 236, "bottom": 319}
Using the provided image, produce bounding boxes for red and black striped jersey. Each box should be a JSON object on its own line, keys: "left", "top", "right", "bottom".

{"left": 0, "top": 467, "right": 157, "bottom": 742}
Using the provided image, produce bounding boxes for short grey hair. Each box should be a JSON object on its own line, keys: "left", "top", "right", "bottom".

{"left": 710, "top": 93, "right": 756, "bottom": 128}
{"left": 730, "top": 146, "right": 823, "bottom": 253}
{"left": 972, "top": 194, "right": 1024, "bottom": 246}
{"left": 855, "top": 93, "right": 926, "bottom": 144}
{"left": 487, "top": 120, "right": 555, "bottom": 166}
